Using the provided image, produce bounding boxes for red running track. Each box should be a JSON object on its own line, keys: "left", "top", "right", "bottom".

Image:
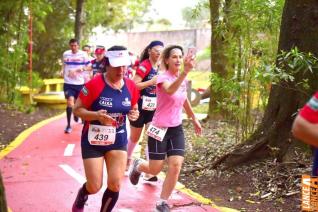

{"left": 0, "top": 115, "right": 224, "bottom": 212}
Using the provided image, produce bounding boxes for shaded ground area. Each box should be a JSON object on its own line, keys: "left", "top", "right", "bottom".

{"left": 181, "top": 120, "right": 311, "bottom": 211}
{"left": 0, "top": 104, "right": 311, "bottom": 211}
{"left": 0, "top": 103, "right": 62, "bottom": 148}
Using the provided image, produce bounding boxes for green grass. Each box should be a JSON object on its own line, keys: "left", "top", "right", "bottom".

{"left": 192, "top": 103, "right": 208, "bottom": 114}
{"left": 187, "top": 71, "right": 210, "bottom": 89}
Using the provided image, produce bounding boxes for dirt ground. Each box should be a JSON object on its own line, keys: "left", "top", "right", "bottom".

{"left": 0, "top": 103, "right": 310, "bottom": 211}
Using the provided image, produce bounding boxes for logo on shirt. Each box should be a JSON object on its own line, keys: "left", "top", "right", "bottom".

{"left": 82, "top": 86, "right": 88, "bottom": 96}
{"left": 99, "top": 97, "right": 113, "bottom": 107}
{"left": 139, "top": 66, "right": 147, "bottom": 73}
{"left": 117, "top": 129, "right": 125, "bottom": 134}
{"left": 91, "top": 126, "right": 100, "bottom": 133}
{"left": 308, "top": 96, "right": 318, "bottom": 111}
{"left": 122, "top": 97, "right": 131, "bottom": 107}
{"left": 108, "top": 113, "right": 125, "bottom": 128}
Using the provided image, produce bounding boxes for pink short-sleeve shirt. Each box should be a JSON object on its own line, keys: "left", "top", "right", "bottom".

{"left": 151, "top": 71, "right": 187, "bottom": 127}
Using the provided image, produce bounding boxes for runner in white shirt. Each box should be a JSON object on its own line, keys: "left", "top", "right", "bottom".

{"left": 62, "top": 38, "right": 90, "bottom": 133}
{"left": 82, "top": 45, "right": 94, "bottom": 82}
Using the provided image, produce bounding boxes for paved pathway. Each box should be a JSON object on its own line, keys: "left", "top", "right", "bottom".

{"left": 0, "top": 114, "right": 236, "bottom": 212}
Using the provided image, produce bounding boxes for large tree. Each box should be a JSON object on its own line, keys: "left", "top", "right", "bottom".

{"left": 218, "top": 0, "right": 318, "bottom": 167}
{"left": 207, "top": 0, "right": 229, "bottom": 119}
{"left": 74, "top": 0, "right": 85, "bottom": 41}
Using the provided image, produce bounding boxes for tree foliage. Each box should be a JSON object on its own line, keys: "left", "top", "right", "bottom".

{"left": 202, "top": 0, "right": 285, "bottom": 140}
{"left": 0, "top": 0, "right": 51, "bottom": 103}
{"left": 0, "top": 0, "right": 150, "bottom": 104}
{"left": 182, "top": 3, "right": 210, "bottom": 28}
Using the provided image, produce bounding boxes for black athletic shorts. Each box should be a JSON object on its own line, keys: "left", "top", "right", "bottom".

{"left": 81, "top": 144, "right": 127, "bottom": 159}
{"left": 148, "top": 124, "right": 185, "bottom": 160}
{"left": 64, "top": 83, "right": 83, "bottom": 99}
{"left": 129, "top": 109, "right": 155, "bottom": 128}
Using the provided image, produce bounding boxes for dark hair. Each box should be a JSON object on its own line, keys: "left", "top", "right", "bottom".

{"left": 82, "top": 44, "right": 91, "bottom": 49}
{"left": 139, "top": 40, "right": 164, "bottom": 63}
{"left": 69, "top": 38, "right": 78, "bottom": 44}
{"left": 96, "top": 45, "right": 105, "bottom": 49}
{"left": 107, "top": 45, "right": 127, "bottom": 51}
{"left": 161, "top": 45, "right": 184, "bottom": 70}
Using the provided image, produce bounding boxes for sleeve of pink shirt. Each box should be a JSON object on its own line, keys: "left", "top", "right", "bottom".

{"left": 156, "top": 73, "right": 169, "bottom": 85}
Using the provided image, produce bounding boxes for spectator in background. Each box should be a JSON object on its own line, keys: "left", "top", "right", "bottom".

{"left": 82, "top": 45, "right": 94, "bottom": 60}
{"left": 82, "top": 45, "right": 94, "bottom": 82}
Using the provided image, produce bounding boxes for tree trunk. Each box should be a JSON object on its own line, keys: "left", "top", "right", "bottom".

{"left": 219, "top": 0, "right": 318, "bottom": 168}
{"left": 74, "top": 0, "right": 85, "bottom": 42}
{"left": 207, "top": 0, "right": 229, "bottom": 120}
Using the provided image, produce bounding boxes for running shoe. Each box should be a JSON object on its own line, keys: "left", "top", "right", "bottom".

{"left": 143, "top": 174, "right": 158, "bottom": 182}
{"left": 72, "top": 188, "right": 88, "bottom": 212}
{"left": 129, "top": 158, "right": 142, "bottom": 185}
{"left": 64, "top": 126, "right": 72, "bottom": 134}
{"left": 155, "top": 202, "right": 170, "bottom": 212}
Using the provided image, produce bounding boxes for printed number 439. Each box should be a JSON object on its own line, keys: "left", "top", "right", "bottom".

{"left": 94, "top": 134, "right": 109, "bottom": 141}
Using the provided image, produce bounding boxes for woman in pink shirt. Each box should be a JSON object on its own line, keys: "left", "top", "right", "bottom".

{"left": 129, "top": 45, "right": 202, "bottom": 212}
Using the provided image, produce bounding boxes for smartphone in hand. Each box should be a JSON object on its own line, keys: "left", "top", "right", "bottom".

{"left": 187, "top": 47, "right": 197, "bottom": 59}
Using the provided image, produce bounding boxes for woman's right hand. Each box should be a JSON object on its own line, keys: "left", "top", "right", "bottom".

{"left": 68, "top": 69, "right": 77, "bottom": 79}
{"left": 151, "top": 75, "right": 158, "bottom": 85}
{"left": 96, "top": 110, "right": 116, "bottom": 126}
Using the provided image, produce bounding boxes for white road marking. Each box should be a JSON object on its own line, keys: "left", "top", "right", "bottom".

{"left": 59, "top": 164, "right": 85, "bottom": 184}
{"left": 59, "top": 164, "right": 107, "bottom": 191}
{"left": 64, "top": 144, "right": 75, "bottom": 156}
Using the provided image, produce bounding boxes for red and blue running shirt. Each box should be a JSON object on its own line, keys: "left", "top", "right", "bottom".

{"left": 135, "top": 59, "right": 158, "bottom": 109}
{"left": 91, "top": 57, "right": 107, "bottom": 76}
{"left": 299, "top": 92, "right": 318, "bottom": 123}
{"left": 78, "top": 74, "right": 139, "bottom": 147}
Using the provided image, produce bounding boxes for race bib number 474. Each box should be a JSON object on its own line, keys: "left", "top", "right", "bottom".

{"left": 146, "top": 123, "right": 167, "bottom": 142}
{"left": 88, "top": 124, "right": 116, "bottom": 146}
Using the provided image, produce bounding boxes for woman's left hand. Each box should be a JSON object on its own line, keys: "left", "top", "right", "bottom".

{"left": 128, "top": 108, "right": 139, "bottom": 121}
{"left": 183, "top": 55, "right": 195, "bottom": 74}
{"left": 192, "top": 118, "right": 202, "bottom": 136}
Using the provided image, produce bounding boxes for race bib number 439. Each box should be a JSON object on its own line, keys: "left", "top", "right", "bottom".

{"left": 146, "top": 123, "right": 167, "bottom": 142}
{"left": 88, "top": 124, "right": 116, "bottom": 146}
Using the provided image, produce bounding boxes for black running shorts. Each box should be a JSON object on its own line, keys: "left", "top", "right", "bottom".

{"left": 129, "top": 109, "right": 155, "bottom": 128}
{"left": 148, "top": 124, "right": 185, "bottom": 160}
{"left": 63, "top": 83, "right": 83, "bottom": 99}
{"left": 81, "top": 144, "right": 127, "bottom": 159}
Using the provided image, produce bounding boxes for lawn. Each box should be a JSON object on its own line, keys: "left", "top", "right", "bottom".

{"left": 187, "top": 71, "right": 210, "bottom": 90}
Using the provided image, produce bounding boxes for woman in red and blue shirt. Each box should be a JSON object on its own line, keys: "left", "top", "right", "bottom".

{"left": 72, "top": 46, "right": 139, "bottom": 212}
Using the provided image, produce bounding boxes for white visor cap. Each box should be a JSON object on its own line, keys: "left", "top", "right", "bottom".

{"left": 106, "top": 50, "right": 131, "bottom": 67}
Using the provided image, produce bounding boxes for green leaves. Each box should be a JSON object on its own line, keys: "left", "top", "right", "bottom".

{"left": 272, "top": 47, "right": 318, "bottom": 92}
{"left": 0, "top": 0, "right": 151, "bottom": 104}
